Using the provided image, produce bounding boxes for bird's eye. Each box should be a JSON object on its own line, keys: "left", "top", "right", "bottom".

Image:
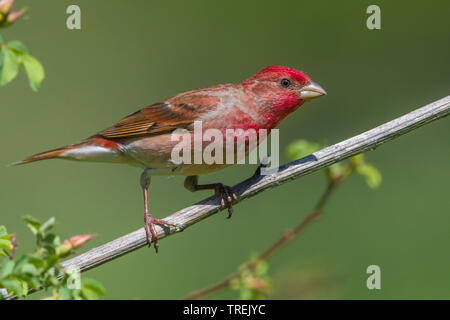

{"left": 280, "top": 78, "right": 291, "bottom": 88}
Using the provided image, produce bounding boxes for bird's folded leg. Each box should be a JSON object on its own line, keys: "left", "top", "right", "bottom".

{"left": 184, "top": 175, "right": 238, "bottom": 218}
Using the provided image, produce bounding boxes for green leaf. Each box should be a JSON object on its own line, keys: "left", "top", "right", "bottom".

{"left": 326, "top": 162, "right": 346, "bottom": 180}
{"left": 0, "top": 249, "right": 7, "bottom": 258}
{"left": 21, "top": 263, "right": 39, "bottom": 276}
{"left": 80, "top": 287, "right": 98, "bottom": 300}
{"left": 13, "top": 256, "right": 29, "bottom": 272}
{"left": 7, "top": 40, "right": 28, "bottom": 53}
{"left": 1, "top": 259, "right": 15, "bottom": 278}
{"left": 239, "top": 286, "right": 253, "bottom": 300}
{"left": 286, "top": 139, "right": 322, "bottom": 161}
{"left": 0, "top": 46, "right": 19, "bottom": 86}
{"left": 58, "top": 286, "right": 72, "bottom": 300}
{"left": 44, "top": 244, "right": 57, "bottom": 256}
{"left": 254, "top": 261, "right": 268, "bottom": 277}
{"left": 40, "top": 217, "right": 56, "bottom": 233}
{"left": 2, "top": 279, "right": 24, "bottom": 296}
{"left": 351, "top": 154, "right": 365, "bottom": 166}
{"left": 0, "top": 234, "right": 11, "bottom": 240}
{"left": 21, "top": 280, "right": 28, "bottom": 296}
{"left": 43, "top": 233, "right": 56, "bottom": 243}
{"left": 0, "top": 238, "right": 12, "bottom": 250}
{"left": 48, "top": 275, "right": 60, "bottom": 286}
{"left": 80, "top": 278, "right": 105, "bottom": 299}
{"left": 27, "top": 255, "right": 45, "bottom": 270}
{"left": 45, "top": 255, "right": 59, "bottom": 269}
{"left": 27, "top": 276, "right": 40, "bottom": 289}
{"left": 0, "top": 226, "right": 7, "bottom": 237}
{"left": 23, "top": 215, "right": 41, "bottom": 235}
{"left": 20, "top": 53, "right": 44, "bottom": 91}
{"left": 356, "top": 163, "right": 382, "bottom": 189}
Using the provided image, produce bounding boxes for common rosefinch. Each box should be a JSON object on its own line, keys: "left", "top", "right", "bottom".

{"left": 14, "top": 66, "right": 326, "bottom": 252}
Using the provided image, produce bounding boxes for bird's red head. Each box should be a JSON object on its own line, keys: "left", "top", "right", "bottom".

{"left": 242, "top": 66, "right": 326, "bottom": 127}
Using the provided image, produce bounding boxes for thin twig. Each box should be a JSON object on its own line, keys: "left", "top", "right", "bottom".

{"left": 8, "top": 233, "right": 17, "bottom": 260}
{"left": 184, "top": 175, "right": 341, "bottom": 299}
{"left": 5, "top": 95, "right": 450, "bottom": 300}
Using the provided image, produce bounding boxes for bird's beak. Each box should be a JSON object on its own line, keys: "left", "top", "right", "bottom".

{"left": 299, "top": 80, "right": 327, "bottom": 100}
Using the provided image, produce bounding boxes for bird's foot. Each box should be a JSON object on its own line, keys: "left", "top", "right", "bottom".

{"left": 214, "top": 183, "right": 239, "bottom": 219}
{"left": 144, "top": 212, "right": 178, "bottom": 253}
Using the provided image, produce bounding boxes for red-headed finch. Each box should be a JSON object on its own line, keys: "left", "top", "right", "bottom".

{"left": 14, "top": 66, "right": 326, "bottom": 252}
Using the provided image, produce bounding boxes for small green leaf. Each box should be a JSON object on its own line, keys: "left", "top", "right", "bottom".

{"left": 286, "top": 139, "right": 322, "bottom": 161}
{"left": 44, "top": 244, "right": 57, "bottom": 256}
{"left": 80, "top": 287, "right": 98, "bottom": 300}
{"left": 13, "top": 256, "right": 29, "bottom": 272}
{"left": 2, "top": 279, "right": 23, "bottom": 296}
{"left": 0, "top": 234, "right": 11, "bottom": 240}
{"left": 0, "top": 226, "right": 7, "bottom": 237}
{"left": 21, "top": 280, "right": 28, "bottom": 296}
{"left": 21, "top": 263, "right": 39, "bottom": 276}
{"left": 48, "top": 275, "right": 60, "bottom": 286}
{"left": 0, "top": 46, "right": 19, "bottom": 86}
{"left": 326, "top": 162, "right": 346, "bottom": 181}
{"left": 58, "top": 286, "right": 72, "bottom": 300}
{"left": 81, "top": 278, "right": 105, "bottom": 296}
{"left": 0, "top": 249, "right": 7, "bottom": 258}
{"left": 351, "top": 154, "right": 365, "bottom": 166}
{"left": 254, "top": 260, "right": 268, "bottom": 277}
{"left": 43, "top": 233, "right": 56, "bottom": 243}
{"left": 40, "top": 217, "right": 56, "bottom": 233}
{"left": 7, "top": 40, "right": 28, "bottom": 53}
{"left": 27, "top": 255, "right": 45, "bottom": 270}
{"left": 239, "top": 286, "right": 253, "bottom": 300}
{"left": 20, "top": 53, "right": 44, "bottom": 91}
{"left": 356, "top": 163, "right": 382, "bottom": 189}
{"left": 23, "top": 215, "right": 41, "bottom": 235}
{"left": 80, "top": 278, "right": 105, "bottom": 299}
{"left": 0, "top": 238, "right": 12, "bottom": 250}
{"left": 1, "top": 259, "right": 15, "bottom": 278}
{"left": 27, "top": 276, "right": 41, "bottom": 289}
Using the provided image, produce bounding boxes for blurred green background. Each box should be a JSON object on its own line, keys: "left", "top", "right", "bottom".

{"left": 1, "top": 0, "right": 449, "bottom": 299}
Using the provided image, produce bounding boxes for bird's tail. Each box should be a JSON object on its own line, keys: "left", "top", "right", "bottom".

{"left": 11, "top": 143, "right": 86, "bottom": 166}
{"left": 12, "top": 137, "right": 125, "bottom": 166}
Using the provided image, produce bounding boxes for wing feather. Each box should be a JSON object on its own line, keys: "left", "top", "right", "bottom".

{"left": 92, "top": 99, "right": 214, "bottom": 140}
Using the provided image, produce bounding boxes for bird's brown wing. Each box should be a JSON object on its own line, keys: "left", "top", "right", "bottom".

{"left": 92, "top": 97, "right": 217, "bottom": 140}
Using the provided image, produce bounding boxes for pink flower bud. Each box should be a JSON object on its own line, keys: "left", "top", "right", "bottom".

{"left": 0, "top": 0, "right": 13, "bottom": 14}
{"left": 63, "top": 233, "right": 97, "bottom": 250}
{"left": 6, "top": 7, "right": 25, "bottom": 24}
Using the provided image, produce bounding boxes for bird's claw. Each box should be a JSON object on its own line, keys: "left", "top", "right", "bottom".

{"left": 144, "top": 213, "right": 178, "bottom": 253}
{"left": 215, "top": 184, "right": 238, "bottom": 218}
